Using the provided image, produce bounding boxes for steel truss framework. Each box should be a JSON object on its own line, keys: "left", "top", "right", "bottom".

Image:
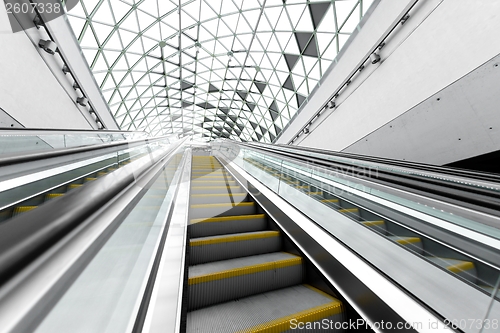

{"left": 67, "top": 0, "right": 373, "bottom": 141}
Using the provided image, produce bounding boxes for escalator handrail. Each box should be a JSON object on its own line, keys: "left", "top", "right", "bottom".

{"left": 272, "top": 142, "right": 500, "bottom": 183}
{"left": 0, "top": 135, "right": 171, "bottom": 167}
{"left": 235, "top": 141, "right": 500, "bottom": 215}
{"left": 0, "top": 138, "right": 187, "bottom": 285}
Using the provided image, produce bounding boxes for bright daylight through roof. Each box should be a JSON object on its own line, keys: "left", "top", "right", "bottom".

{"left": 66, "top": 0, "right": 374, "bottom": 141}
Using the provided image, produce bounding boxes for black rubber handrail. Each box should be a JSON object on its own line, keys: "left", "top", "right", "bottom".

{"left": 235, "top": 142, "right": 500, "bottom": 218}
{"left": 273, "top": 143, "right": 500, "bottom": 183}
{"left": 0, "top": 139, "right": 185, "bottom": 285}
{"left": 245, "top": 141, "right": 500, "bottom": 194}
{"left": 0, "top": 135, "right": 170, "bottom": 167}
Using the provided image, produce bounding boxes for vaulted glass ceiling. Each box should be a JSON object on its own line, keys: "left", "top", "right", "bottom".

{"left": 67, "top": 0, "right": 374, "bottom": 141}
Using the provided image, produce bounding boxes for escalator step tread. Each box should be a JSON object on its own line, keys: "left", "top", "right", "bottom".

{"left": 190, "top": 231, "right": 282, "bottom": 265}
{"left": 426, "top": 257, "right": 475, "bottom": 272}
{"left": 68, "top": 184, "right": 83, "bottom": 189}
{"left": 191, "top": 230, "right": 279, "bottom": 246}
{"left": 188, "top": 253, "right": 302, "bottom": 310}
{"left": 189, "top": 252, "right": 300, "bottom": 280}
{"left": 387, "top": 236, "right": 422, "bottom": 245}
{"left": 45, "top": 193, "right": 64, "bottom": 200}
{"left": 189, "top": 214, "right": 267, "bottom": 238}
{"left": 191, "top": 193, "right": 246, "bottom": 198}
{"left": 190, "top": 214, "right": 266, "bottom": 224}
{"left": 191, "top": 202, "right": 254, "bottom": 209}
{"left": 13, "top": 206, "right": 37, "bottom": 215}
{"left": 362, "top": 220, "right": 385, "bottom": 226}
{"left": 186, "top": 284, "right": 343, "bottom": 333}
{"left": 426, "top": 256, "right": 477, "bottom": 283}
{"left": 191, "top": 186, "right": 240, "bottom": 190}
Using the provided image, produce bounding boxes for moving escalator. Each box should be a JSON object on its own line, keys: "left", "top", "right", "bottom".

{"left": 186, "top": 154, "right": 346, "bottom": 331}
{"left": 242, "top": 154, "right": 499, "bottom": 297}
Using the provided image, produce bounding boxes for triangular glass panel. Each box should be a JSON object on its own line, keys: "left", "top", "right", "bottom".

{"left": 296, "top": 93, "right": 306, "bottom": 107}
{"left": 283, "top": 75, "right": 294, "bottom": 91}
{"left": 309, "top": 2, "right": 331, "bottom": 30}
{"left": 284, "top": 53, "right": 299, "bottom": 71}
{"left": 303, "top": 35, "right": 318, "bottom": 57}
{"left": 294, "top": 32, "right": 313, "bottom": 53}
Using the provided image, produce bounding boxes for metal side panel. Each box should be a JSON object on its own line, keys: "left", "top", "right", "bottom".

{"left": 140, "top": 150, "right": 192, "bottom": 333}
{"left": 217, "top": 154, "right": 458, "bottom": 333}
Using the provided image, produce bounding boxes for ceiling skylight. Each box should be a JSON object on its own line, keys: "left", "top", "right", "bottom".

{"left": 66, "top": 0, "right": 374, "bottom": 141}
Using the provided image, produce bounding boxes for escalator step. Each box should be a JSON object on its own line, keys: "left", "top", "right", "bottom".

{"left": 188, "top": 252, "right": 303, "bottom": 310}
{"left": 321, "top": 199, "right": 339, "bottom": 203}
{"left": 84, "top": 177, "right": 97, "bottom": 182}
{"left": 190, "top": 202, "right": 255, "bottom": 218}
{"left": 97, "top": 172, "right": 107, "bottom": 177}
{"left": 426, "top": 257, "right": 477, "bottom": 284}
{"left": 187, "top": 284, "right": 344, "bottom": 332}
{"left": 192, "top": 180, "right": 237, "bottom": 186}
{"left": 362, "top": 220, "right": 387, "bottom": 232}
{"left": 190, "top": 214, "right": 267, "bottom": 238}
{"left": 191, "top": 186, "right": 242, "bottom": 194}
{"left": 387, "top": 236, "right": 423, "bottom": 254}
{"left": 45, "top": 193, "right": 64, "bottom": 201}
{"left": 190, "top": 231, "right": 281, "bottom": 264}
{"left": 13, "top": 206, "right": 37, "bottom": 216}
{"left": 193, "top": 175, "right": 227, "bottom": 179}
{"left": 190, "top": 193, "right": 247, "bottom": 205}
{"left": 68, "top": 184, "right": 83, "bottom": 189}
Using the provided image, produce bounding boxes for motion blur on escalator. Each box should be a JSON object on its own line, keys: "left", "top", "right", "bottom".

{"left": 186, "top": 154, "right": 345, "bottom": 332}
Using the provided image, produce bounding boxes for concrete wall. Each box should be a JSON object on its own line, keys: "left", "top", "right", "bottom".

{"left": 0, "top": 5, "right": 94, "bottom": 129}
{"left": 281, "top": 0, "right": 500, "bottom": 165}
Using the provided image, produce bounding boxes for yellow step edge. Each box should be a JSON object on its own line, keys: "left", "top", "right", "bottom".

{"left": 362, "top": 220, "right": 385, "bottom": 227}
{"left": 446, "top": 261, "right": 475, "bottom": 273}
{"left": 190, "top": 230, "right": 280, "bottom": 247}
{"left": 68, "top": 184, "right": 83, "bottom": 189}
{"left": 13, "top": 206, "right": 37, "bottom": 214}
{"left": 188, "top": 256, "right": 302, "bottom": 285}
{"left": 190, "top": 202, "right": 255, "bottom": 209}
{"left": 192, "top": 180, "right": 236, "bottom": 183}
{"left": 192, "top": 167, "right": 222, "bottom": 169}
{"left": 85, "top": 177, "right": 97, "bottom": 181}
{"left": 45, "top": 193, "right": 64, "bottom": 199}
{"left": 394, "top": 237, "right": 421, "bottom": 245}
{"left": 193, "top": 176, "right": 227, "bottom": 178}
{"left": 193, "top": 175, "right": 227, "bottom": 177}
{"left": 307, "top": 192, "right": 323, "bottom": 195}
{"left": 97, "top": 172, "right": 107, "bottom": 176}
{"left": 238, "top": 296, "right": 342, "bottom": 332}
{"left": 190, "top": 214, "right": 266, "bottom": 224}
{"left": 338, "top": 208, "right": 358, "bottom": 214}
{"left": 191, "top": 186, "right": 240, "bottom": 190}
{"left": 191, "top": 193, "right": 246, "bottom": 197}
{"left": 321, "top": 199, "right": 339, "bottom": 203}
{"left": 191, "top": 171, "right": 229, "bottom": 174}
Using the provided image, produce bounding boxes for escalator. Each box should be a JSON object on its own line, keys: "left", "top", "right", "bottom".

{"left": 186, "top": 154, "right": 345, "bottom": 332}
{"left": 2, "top": 138, "right": 500, "bottom": 333}
{"left": 243, "top": 156, "right": 497, "bottom": 296}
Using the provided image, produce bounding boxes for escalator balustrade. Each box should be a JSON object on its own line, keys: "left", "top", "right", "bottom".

{"left": 244, "top": 157, "right": 500, "bottom": 296}
{"left": 0, "top": 158, "right": 134, "bottom": 222}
